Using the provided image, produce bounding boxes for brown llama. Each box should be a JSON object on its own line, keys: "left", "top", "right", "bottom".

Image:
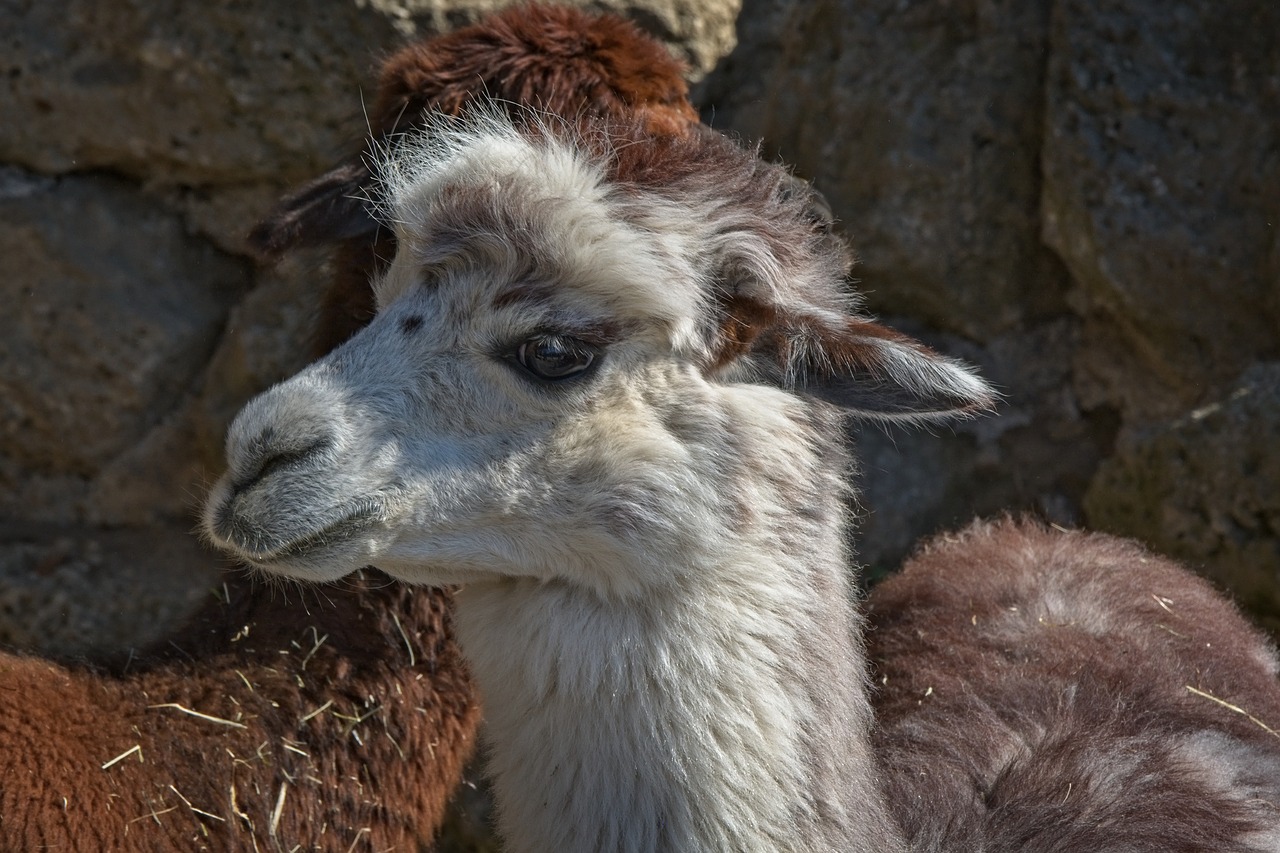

{"left": 869, "top": 518, "right": 1280, "bottom": 853}
{"left": 0, "top": 570, "right": 478, "bottom": 851}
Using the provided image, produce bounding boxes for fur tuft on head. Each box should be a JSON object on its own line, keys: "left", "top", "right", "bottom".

{"left": 368, "top": 106, "right": 996, "bottom": 423}
{"left": 245, "top": 4, "right": 846, "bottom": 359}
{"left": 247, "top": 4, "right": 698, "bottom": 259}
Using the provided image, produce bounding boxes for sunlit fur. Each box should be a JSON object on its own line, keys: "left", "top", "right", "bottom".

{"left": 205, "top": 111, "right": 996, "bottom": 852}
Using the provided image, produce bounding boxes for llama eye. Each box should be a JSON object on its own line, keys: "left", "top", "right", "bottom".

{"left": 515, "top": 335, "right": 598, "bottom": 381}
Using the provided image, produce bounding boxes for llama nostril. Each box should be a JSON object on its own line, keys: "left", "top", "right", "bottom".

{"left": 231, "top": 437, "right": 333, "bottom": 497}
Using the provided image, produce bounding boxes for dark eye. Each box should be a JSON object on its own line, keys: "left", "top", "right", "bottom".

{"left": 515, "top": 335, "right": 598, "bottom": 381}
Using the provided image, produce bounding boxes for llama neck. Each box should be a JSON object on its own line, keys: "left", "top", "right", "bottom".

{"left": 452, "top": 389, "right": 906, "bottom": 853}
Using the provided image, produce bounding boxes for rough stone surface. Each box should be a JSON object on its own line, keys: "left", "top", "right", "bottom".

{"left": 1, "top": 0, "right": 1278, "bottom": 847}
{"left": 2, "top": 0, "right": 738, "bottom": 260}
{"left": 703, "top": 0, "right": 1279, "bottom": 633}
{"left": 1042, "top": 0, "right": 1280, "bottom": 421}
{"left": 3, "top": 1, "right": 397, "bottom": 185}
{"left": 0, "top": 525, "right": 217, "bottom": 661}
{"left": 0, "top": 169, "right": 247, "bottom": 523}
{"left": 700, "top": 0, "right": 1072, "bottom": 342}
{"left": 851, "top": 317, "right": 1114, "bottom": 581}
{"left": 1085, "top": 363, "right": 1280, "bottom": 633}
{"left": 1, "top": 0, "right": 736, "bottom": 209}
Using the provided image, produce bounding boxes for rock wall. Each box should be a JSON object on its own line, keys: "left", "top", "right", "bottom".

{"left": 1, "top": 0, "right": 1276, "bottom": 846}
{"left": 2, "top": 0, "right": 1280, "bottom": 648}
{"left": 702, "top": 0, "right": 1279, "bottom": 615}
{"left": 2, "top": 0, "right": 1277, "bottom": 646}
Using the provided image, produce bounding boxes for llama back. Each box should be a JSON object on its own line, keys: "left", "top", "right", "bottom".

{"left": 868, "top": 518, "right": 1280, "bottom": 853}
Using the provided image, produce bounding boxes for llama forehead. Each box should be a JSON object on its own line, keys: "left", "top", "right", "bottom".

{"left": 375, "top": 120, "right": 711, "bottom": 347}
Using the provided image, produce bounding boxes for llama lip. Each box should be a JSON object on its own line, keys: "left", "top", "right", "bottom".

{"left": 214, "top": 496, "right": 386, "bottom": 566}
{"left": 265, "top": 505, "right": 384, "bottom": 562}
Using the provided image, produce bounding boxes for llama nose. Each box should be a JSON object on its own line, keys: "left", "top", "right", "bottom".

{"left": 223, "top": 384, "right": 342, "bottom": 497}
{"left": 230, "top": 429, "right": 335, "bottom": 497}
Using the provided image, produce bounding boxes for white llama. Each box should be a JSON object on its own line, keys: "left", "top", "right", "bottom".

{"left": 204, "top": 110, "right": 995, "bottom": 852}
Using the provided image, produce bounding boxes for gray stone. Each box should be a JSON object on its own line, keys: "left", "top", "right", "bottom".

{"left": 2, "top": 1, "right": 400, "bottom": 185}
{"left": 701, "top": 0, "right": 1279, "bottom": 624}
{"left": 0, "top": 523, "right": 219, "bottom": 659}
{"left": 85, "top": 258, "right": 320, "bottom": 528}
{"left": 0, "top": 0, "right": 737, "bottom": 184}
{"left": 1042, "top": 0, "right": 1280, "bottom": 420}
{"left": 1085, "top": 363, "right": 1280, "bottom": 633}
{"left": 701, "top": 0, "right": 1071, "bottom": 342}
{"left": 1, "top": 0, "right": 738, "bottom": 256}
{"left": 0, "top": 170, "right": 247, "bottom": 524}
{"left": 851, "top": 318, "right": 1113, "bottom": 578}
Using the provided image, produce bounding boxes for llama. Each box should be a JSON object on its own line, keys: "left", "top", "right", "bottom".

{"left": 0, "top": 569, "right": 479, "bottom": 851}
{"left": 868, "top": 517, "right": 1280, "bottom": 853}
{"left": 1, "top": 9, "right": 748, "bottom": 849}
{"left": 248, "top": 3, "right": 701, "bottom": 356}
{"left": 203, "top": 108, "right": 996, "bottom": 852}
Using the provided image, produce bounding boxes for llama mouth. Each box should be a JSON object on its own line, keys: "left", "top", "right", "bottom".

{"left": 213, "top": 497, "right": 387, "bottom": 567}
{"left": 262, "top": 507, "right": 384, "bottom": 563}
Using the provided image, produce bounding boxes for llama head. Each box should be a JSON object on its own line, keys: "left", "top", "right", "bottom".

{"left": 205, "top": 111, "right": 994, "bottom": 596}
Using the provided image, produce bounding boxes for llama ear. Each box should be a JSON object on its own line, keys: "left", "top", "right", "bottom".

{"left": 798, "top": 314, "right": 998, "bottom": 421}
{"left": 247, "top": 159, "right": 380, "bottom": 258}
{"left": 720, "top": 300, "right": 997, "bottom": 422}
